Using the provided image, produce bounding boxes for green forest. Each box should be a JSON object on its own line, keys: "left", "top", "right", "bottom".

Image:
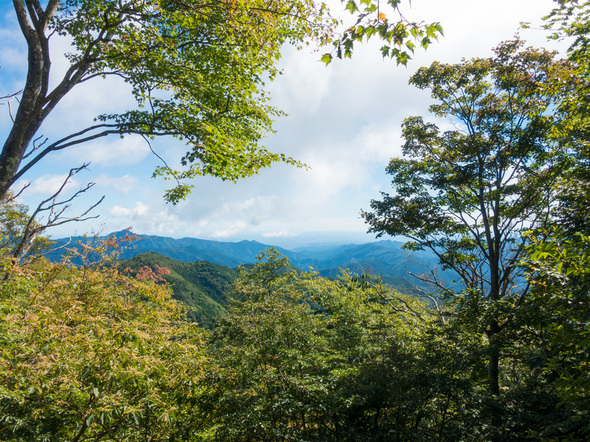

{"left": 1, "top": 0, "right": 590, "bottom": 440}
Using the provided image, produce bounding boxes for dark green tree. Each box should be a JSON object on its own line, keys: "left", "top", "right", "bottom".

{"left": 205, "top": 250, "right": 477, "bottom": 441}
{"left": 523, "top": 230, "right": 590, "bottom": 438}
{"left": 363, "top": 39, "right": 572, "bottom": 397}
{"left": 513, "top": 2, "right": 590, "bottom": 435}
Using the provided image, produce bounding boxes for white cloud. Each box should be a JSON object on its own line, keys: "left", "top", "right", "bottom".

{"left": 59, "top": 135, "right": 151, "bottom": 167}
{"left": 212, "top": 195, "right": 280, "bottom": 224}
{"left": 353, "top": 122, "right": 405, "bottom": 163}
{"left": 23, "top": 174, "right": 81, "bottom": 196}
{"left": 262, "top": 230, "right": 298, "bottom": 238}
{"left": 94, "top": 174, "right": 138, "bottom": 194}
{"left": 107, "top": 201, "right": 181, "bottom": 236}
{"left": 271, "top": 47, "right": 333, "bottom": 114}
{"left": 2, "top": 0, "right": 569, "bottom": 246}
{"left": 45, "top": 34, "right": 138, "bottom": 123}
{"left": 294, "top": 155, "right": 357, "bottom": 199}
{"left": 212, "top": 221, "right": 249, "bottom": 239}
{"left": 110, "top": 201, "right": 150, "bottom": 218}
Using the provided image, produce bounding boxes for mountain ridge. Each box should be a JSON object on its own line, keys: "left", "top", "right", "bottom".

{"left": 47, "top": 231, "right": 455, "bottom": 289}
{"left": 46, "top": 232, "right": 459, "bottom": 327}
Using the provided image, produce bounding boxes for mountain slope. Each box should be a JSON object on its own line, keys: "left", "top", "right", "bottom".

{"left": 117, "top": 252, "right": 238, "bottom": 328}
{"left": 46, "top": 231, "right": 304, "bottom": 268}
{"left": 47, "top": 231, "right": 458, "bottom": 293}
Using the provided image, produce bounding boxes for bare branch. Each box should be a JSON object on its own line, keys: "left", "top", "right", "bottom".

{"left": 6, "top": 93, "right": 22, "bottom": 123}
{"left": 23, "top": 135, "right": 48, "bottom": 160}
{"left": 0, "top": 90, "right": 23, "bottom": 102}
{"left": 3, "top": 182, "right": 31, "bottom": 203}
{"left": 8, "top": 119, "right": 186, "bottom": 192}
{"left": 8, "top": 164, "right": 104, "bottom": 263}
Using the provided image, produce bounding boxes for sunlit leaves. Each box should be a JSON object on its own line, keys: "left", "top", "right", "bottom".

{"left": 0, "top": 240, "right": 208, "bottom": 440}
{"left": 7, "top": 0, "right": 329, "bottom": 204}
{"left": 53, "top": 0, "right": 439, "bottom": 199}
{"left": 321, "top": 1, "right": 443, "bottom": 65}
{"left": 4, "top": 1, "right": 443, "bottom": 203}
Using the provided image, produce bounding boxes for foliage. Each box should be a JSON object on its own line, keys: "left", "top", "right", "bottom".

{"left": 546, "top": 0, "right": 590, "bottom": 62}
{"left": 204, "top": 249, "right": 478, "bottom": 441}
{"left": 363, "top": 38, "right": 572, "bottom": 396}
{"left": 364, "top": 38, "right": 569, "bottom": 296}
{"left": 543, "top": 0, "right": 590, "bottom": 233}
{"left": 0, "top": 240, "right": 208, "bottom": 440}
{"left": 523, "top": 229, "right": 590, "bottom": 438}
{"left": 1, "top": 0, "right": 442, "bottom": 204}
{"left": 0, "top": 192, "right": 53, "bottom": 262}
{"left": 504, "top": 3, "right": 590, "bottom": 436}
{"left": 118, "top": 251, "right": 239, "bottom": 328}
{"left": 544, "top": 1, "right": 590, "bottom": 175}
{"left": 321, "top": 0, "right": 443, "bottom": 65}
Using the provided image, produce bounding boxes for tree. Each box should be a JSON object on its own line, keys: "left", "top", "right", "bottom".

{"left": 523, "top": 230, "right": 590, "bottom": 438}
{"left": 0, "top": 191, "right": 51, "bottom": 260}
{"left": 0, "top": 165, "right": 104, "bottom": 270}
{"left": 542, "top": 0, "right": 590, "bottom": 238}
{"left": 205, "top": 250, "right": 477, "bottom": 441}
{"left": 545, "top": 0, "right": 590, "bottom": 135}
{"left": 1, "top": 0, "right": 442, "bottom": 204}
{"left": 362, "top": 39, "right": 572, "bottom": 397}
{"left": 513, "top": 3, "right": 590, "bottom": 434}
{"left": 0, "top": 234, "right": 208, "bottom": 440}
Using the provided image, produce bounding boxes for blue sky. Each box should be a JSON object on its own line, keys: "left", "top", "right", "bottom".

{"left": 0, "top": 0, "right": 565, "bottom": 247}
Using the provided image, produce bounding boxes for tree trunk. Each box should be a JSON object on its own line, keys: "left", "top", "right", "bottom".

{"left": 487, "top": 319, "right": 501, "bottom": 396}
{"left": 1, "top": 1, "right": 61, "bottom": 201}
{"left": 487, "top": 318, "right": 502, "bottom": 441}
{"left": 1, "top": 2, "right": 45, "bottom": 199}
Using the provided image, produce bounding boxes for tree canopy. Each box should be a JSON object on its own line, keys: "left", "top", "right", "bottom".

{"left": 1, "top": 0, "right": 442, "bottom": 204}
{"left": 363, "top": 39, "right": 573, "bottom": 396}
{"left": 0, "top": 234, "right": 208, "bottom": 440}
{"left": 206, "top": 250, "right": 479, "bottom": 441}
{"left": 4, "top": 0, "right": 590, "bottom": 440}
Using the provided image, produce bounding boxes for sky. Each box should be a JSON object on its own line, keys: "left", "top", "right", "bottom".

{"left": 0, "top": 0, "right": 567, "bottom": 248}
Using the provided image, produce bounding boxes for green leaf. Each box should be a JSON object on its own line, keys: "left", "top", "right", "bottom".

{"left": 345, "top": 0, "right": 358, "bottom": 13}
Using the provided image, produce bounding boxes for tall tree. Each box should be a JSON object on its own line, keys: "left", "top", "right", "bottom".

{"left": 0, "top": 0, "right": 442, "bottom": 204}
{"left": 363, "top": 39, "right": 572, "bottom": 396}
{"left": 543, "top": 0, "right": 590, "bottom": 237}
{"left": 206, "top": 249, "right": 476, "bottom": 441}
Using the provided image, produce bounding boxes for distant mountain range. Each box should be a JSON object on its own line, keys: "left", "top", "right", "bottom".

{"left": 46, "top": 231, "right": 458, "bottom": 327}
{"left": 47, "top": 230, "right": 451, "bottom": 285}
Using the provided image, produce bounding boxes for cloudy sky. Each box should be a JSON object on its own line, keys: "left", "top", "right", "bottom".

{"left": 0, "top": 0, "right": 566, "bottom": 247}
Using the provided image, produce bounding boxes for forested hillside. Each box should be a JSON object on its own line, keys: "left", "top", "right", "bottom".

{"left": 45, "top": 231, "right": 304, "bottom": 266}
{"left": 48, "top": 232, "right": 456, "bottom": 292}
{"left": 115, "top": 245, "right": 440, "bottom": 327}
{"left": 117, "top": 252, "right": 238, "bottom": 328}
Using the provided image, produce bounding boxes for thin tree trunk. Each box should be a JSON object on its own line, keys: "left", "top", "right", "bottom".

{"left": 487, "top": 319, "right": 501, "bottom": 396}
